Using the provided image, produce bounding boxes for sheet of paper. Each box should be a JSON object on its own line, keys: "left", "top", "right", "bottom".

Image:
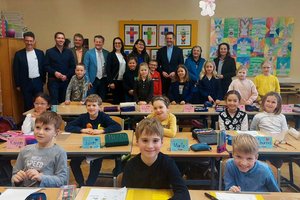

{"left": 86, "top": 187, "right": 127, "bottom": 200}
{"left": 236, "top": 131, "right": 258, "bottom": 136}
{"left": 0, "top": 188, "right": 41, "bottom": 200}
{"left": 215, "top": 192, "right": 260, "bottom": 200}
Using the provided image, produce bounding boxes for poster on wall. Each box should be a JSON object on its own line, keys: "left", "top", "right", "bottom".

{"left": 159, "top": 25, "right": 174, "bottom": 46}
{"left": 142, "top": 25, "right": 157, "bottom": 47}
{"left": 210, "top": 17, "right": 294, "bottom": 76}
{"left": 176, "top": 25, "right": 191, "bottom": 46}
{"left": 124, "top": 25, "right": 139, "bottom": 46}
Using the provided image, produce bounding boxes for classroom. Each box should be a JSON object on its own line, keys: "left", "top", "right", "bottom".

{"left": 0, "top": 0, "right": 300, "bottom": 199}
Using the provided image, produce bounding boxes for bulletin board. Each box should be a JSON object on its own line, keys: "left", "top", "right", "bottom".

{"left": 210, "top": 17, "right": 294, "bottom": 76}
{"left": 119, "top": 20, "right": 198, "bottom": 61}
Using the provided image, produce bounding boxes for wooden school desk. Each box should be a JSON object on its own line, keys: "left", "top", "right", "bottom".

{"left": 75, "top": 187, "right": 300, "bottom": 200}
{"left": 226, "top": 131, "right": 300, "bottom": 191}
{"left": 121, "top": 104, "right": 300, "bottom": 129}
{"left": 131, "top": 132, "right": 229, "bottom": 189}
{"left": 0, "top": 187, "right": 61, "bottom": 200}
{"left": 23, "top": 102, "right": 121, "bottom": 117}
{"left": 0, "top": 130, "right": 133, "bottom": 157}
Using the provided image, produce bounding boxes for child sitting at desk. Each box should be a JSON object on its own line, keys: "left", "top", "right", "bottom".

{"left": 122, "top": 118, "right": 190, "bottom": 200}
{"left": 22, "top": 93, "right": 51, "bottom": 135}
{"left": 65, "top": 63, "right": 89, "bottom": 105}
{"left": 12, "top": 111, "right": 68, "bottom": 187}
{"left": 224, "top": 133, "right": 280, "bottom": 192}
{"left": 218, "top": 90, "right": 248, "bottom": 131}
{"left": 146, "top": 96, "right": 177, "bottom": 138}
{"left": 65, "top": 94, "right": 122, "bottom": 187}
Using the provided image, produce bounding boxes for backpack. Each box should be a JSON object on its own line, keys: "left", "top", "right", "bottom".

{"left": 0, "top": 116, "right": 17, "bottom": 133}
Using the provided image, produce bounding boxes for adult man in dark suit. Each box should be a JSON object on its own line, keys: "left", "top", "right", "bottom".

{"left": 157, "top": 32, "right": 184, "bottom": 95}
{"left": 84, "top": 35, "right": 109, "bottom": 100}
{"left": 13, "top": 31, "right": 45, "bottom": 111}
{"left": 70, "top": 33, "right": 88, "bottom": 65}
{"left": 44, "top": 32, "right": 76, "bottom": 105}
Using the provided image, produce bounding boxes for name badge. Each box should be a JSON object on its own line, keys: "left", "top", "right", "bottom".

{"left": 139, "top": 105, "right": 152, "bottom": 112}
{"left": 256, "top": 136, "right": 273, "bottom": 149}
{"left": 170, "top": 139, "right": 189, "bottom": 151}
{"left": 282, "top": 104, "right": 293, "bottom": 113}
{"left": 183, "top": 105, "right": 194, "bottom": 112}
{"left": 7, "top": 137, "right": 26, "bottom": 149}
{"left": 82, "top": 136, "right": 101, "bottom": 149}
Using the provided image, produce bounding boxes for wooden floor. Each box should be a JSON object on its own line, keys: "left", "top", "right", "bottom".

{"left": 69, "top": 159, "right": 300, "bottom": 192}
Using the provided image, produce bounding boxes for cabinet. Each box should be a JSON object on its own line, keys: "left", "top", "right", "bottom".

{"left": 0, "top": 38, "right": 24, "bottom": 124}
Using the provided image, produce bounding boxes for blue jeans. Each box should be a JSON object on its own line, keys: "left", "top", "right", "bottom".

{"left": 70, "top": 157, "right": 103, "bottom": 186}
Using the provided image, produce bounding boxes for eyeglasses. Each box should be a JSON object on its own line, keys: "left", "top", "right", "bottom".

{"left": 34, "top": 103, "right": 48, "bottom": 106}
{"left": 273, "top": 140, "right": 296, "bottom": 150}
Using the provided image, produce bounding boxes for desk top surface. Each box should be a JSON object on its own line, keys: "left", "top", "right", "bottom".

{"left": 131, "top": 132, "right": 229, "bottom": 157}
{"left": 75, "top": 187, "right": 300, "bottom": 200}
{"left": 0, "top": 131, "right": 133, "bottom": 156}
{"left": 0, "top": 187, "right": 61, "bottom": 200}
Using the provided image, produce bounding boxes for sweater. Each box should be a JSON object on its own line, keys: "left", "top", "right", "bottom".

{"left": 254, "top": 74, "right": 280, "bottom": 97}
{"left": 134, "top": 79, "right": 154, "bottom": 103}
{"left": 122, "top": 153, "right": 190, "bottom": 200}
{"left": 147, "top": 113, "right": 177, "bottom": 138}
{"left": 150, "top": 70, "right": 162, "bottom": 96}
{"left": 184, "top": 56, "right": 206, "bottom": 83}
{"left": 65, "top": 112, "right": 122, "bottom": 133}
{"left": 228, "top": 78, "right": 258, "bottom": 104}
{"left": 224, "top": 159, "right": 280, "bottom": 192}
{"left": 218, "top": 108, "right": 248, "bottom": 131}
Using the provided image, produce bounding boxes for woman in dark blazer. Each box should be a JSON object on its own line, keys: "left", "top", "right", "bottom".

{"left": 213, "top": 42, "right": 236, "bottom": 99}
{"left": 128, "top": 39, "right": 150, "bottom": 67}
{"left": 106, "top": 37, "right": 127, "bottom": 104}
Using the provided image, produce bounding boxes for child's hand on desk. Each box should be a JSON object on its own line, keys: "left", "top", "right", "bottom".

{"left": 81, "top": 128, "right": 94, "bottom": 134}
{"left": 91, "top": 129, "right": 104, "bottom": 135}
{"left": 229, "top": 185, "right": 241, "bottom": 192}
{"left": 180, "top": 101, "right": 186, "bottom": 105}
{"left": 215, "top": 100, "right": 220, "bottom": 105}
{"left": 171, "top": 101, "right": 177, "bottom": 105}
{"left": 138, "top": 101, "right": 147, "bottom": 105}
{"left": 12, "top": 170, "right": 27, "bottom": 183}
{"left": 26, "top": 169, "right": 42, "bottom": 182}
{"left": 65, "top": 100, "right": 71, "bottom": 105}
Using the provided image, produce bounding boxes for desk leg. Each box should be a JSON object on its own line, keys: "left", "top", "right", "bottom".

{"left": 277, "top": 167, "right": 281, "bottom": 188}
{"left": 294, "top": 115, "right": 300, "bottom": 129}
{"left": 219, "top": 159, "right": 223, "bottom": 190}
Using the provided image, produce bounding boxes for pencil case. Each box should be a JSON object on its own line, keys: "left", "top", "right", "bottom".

{"left": 120, "top": 106, "right": 135, "bottom": 112}
{"left": 215, "top": 105, "right": 225, "bottom": 112}
{"left": 190, "top": 143, "right": 211, "bottom": 151}
{"left": 103, "top": 106, "right": 119, "bottom": 112}
{"left": 245, "top": 105, "right": 259, "bottom": 112}
{"left": 25, "top": 192, "right": 46, "bottom": 200}
{"left": 105, "top": 133, "right": 129, "bottom": 147}
{"left": 204, "top": 101, "right": 213, "bottom": 107}
{"left": 194, "top": 106, "right": 208, "bottom": 112}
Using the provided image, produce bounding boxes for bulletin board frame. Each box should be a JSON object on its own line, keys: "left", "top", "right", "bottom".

{"left": 120, "top": 20, "right": 198, "bottom": 50}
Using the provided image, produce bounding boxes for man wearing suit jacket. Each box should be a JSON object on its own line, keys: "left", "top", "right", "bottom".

{"left": 84, "top": 35, "right": 109, "bottom": 100}
{"left": 70, "top": 33, "right": 88, "bottom": 65}
{"left": 13, "top": 31, "right": 45, "bottom": 111}
{"left": 157, "top": 32, "right": 184, "bottom": 95}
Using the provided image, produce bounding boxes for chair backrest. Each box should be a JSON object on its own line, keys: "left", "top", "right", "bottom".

{"left": 116, "top": 172, "right": 123, "bottom": 187}
{"left": 110, "top": 116, "right": 124, "bottom": 130}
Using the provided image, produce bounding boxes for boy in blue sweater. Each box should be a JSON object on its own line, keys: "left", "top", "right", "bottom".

{"left": 65, "top": 94, "right": 122, "bottom": 186}
{"left": 224, "top": 133, "right": 280, "bottom": 192}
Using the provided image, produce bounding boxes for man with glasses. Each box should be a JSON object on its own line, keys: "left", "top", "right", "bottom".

{"left": 13, "top": 31, "right": 45, "bottom": 111}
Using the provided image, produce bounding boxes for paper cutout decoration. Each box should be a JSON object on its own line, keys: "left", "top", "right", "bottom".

{"left": 199, "top": 0, "right": 216, "bottom": 17}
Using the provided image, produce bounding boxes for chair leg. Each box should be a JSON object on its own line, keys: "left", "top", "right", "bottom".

{"left": 218, "top": 159, "right": 223, "bottom": 190}
{"left": 113, "top": 176, "right": 117, "bottom": 187}
{"left": 277, "top": 167, "right": 281, "bottom": 188}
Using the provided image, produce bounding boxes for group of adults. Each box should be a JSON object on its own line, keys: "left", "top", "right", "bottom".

{"left": 13, "top": 31, "right": 236, "bottom": 111}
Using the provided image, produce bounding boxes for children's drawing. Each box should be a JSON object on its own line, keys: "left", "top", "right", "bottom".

{"left": 224, "top": 18, "right": 239, "bottom": 38}
{"left": 237, "top": 38, "right": 251, "bottom": 57}
{"left": 124, "top": 25, "right": 139, "bottom": 46}
{"left": 276, "top": 57, "right": 290, "bottom": 76}
{"left": 159, "top": 25, "right": 174, "bottom": 46}
{"left": 176, "top": 25, "right": 191, "bottom": 46}
{"left": 239, "top": 18, "right": 251, "bottom": 37}
{"left": 142, "top": 25, "right": 157, "bottom": 47}
{"left": 251, "top": 18, "right": 266, "bottom": 38}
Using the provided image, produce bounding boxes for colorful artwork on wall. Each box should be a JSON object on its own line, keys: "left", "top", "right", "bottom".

{"left": 142, "top": 25, "right": 157, "bottom": 47}
{"left": 124, "top": 25, "right": 139, "bottom": 46}
{"left": 210, "top": 17, "right": 294, "bottom": 76}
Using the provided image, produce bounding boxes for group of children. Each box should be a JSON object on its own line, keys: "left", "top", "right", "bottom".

{"left": 10, "top": 56, "right": 288, "bottom": 198}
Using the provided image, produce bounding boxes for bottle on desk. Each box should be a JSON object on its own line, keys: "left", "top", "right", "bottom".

{"left": 217, "top": 130, "right": 226, "bottom": 153}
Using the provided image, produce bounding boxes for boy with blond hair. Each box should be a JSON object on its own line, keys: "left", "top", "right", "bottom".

{"left": 122, "top": 118, "right": 190, "bottom": 200}
{"left": 65, "top": 94, "right": 122, "bottom": 186}
{"left": 12, "top": 111, "right": 67, "bottom": 187}
{"left": 224, "top": 134, "right": 280, "bottom": 192}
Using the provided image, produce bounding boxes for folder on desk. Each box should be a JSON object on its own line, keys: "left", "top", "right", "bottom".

{"left": 210, "top": 192, "right": 264, "bottom": 200}
{"left": 126, "top": 189, "right": 172, "bottom": 200}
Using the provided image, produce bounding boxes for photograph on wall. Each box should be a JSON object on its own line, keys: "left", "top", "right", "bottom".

{"left": 142, "top": 25, "right": 157, "bottom": 47}
{"left": 182, "top": 48, "right": 192, "bottom": 62}
{"left": 124, "top": 25, "right": 139, "bottom": 46}
{"left": 176, "top": 25, "right": 191, "bottom": 46}
{"left": 151, "top": 49, "right": 158, "bottom": 60}
{"left": 159, "top": 25, "right": 174, "bottom": 46}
